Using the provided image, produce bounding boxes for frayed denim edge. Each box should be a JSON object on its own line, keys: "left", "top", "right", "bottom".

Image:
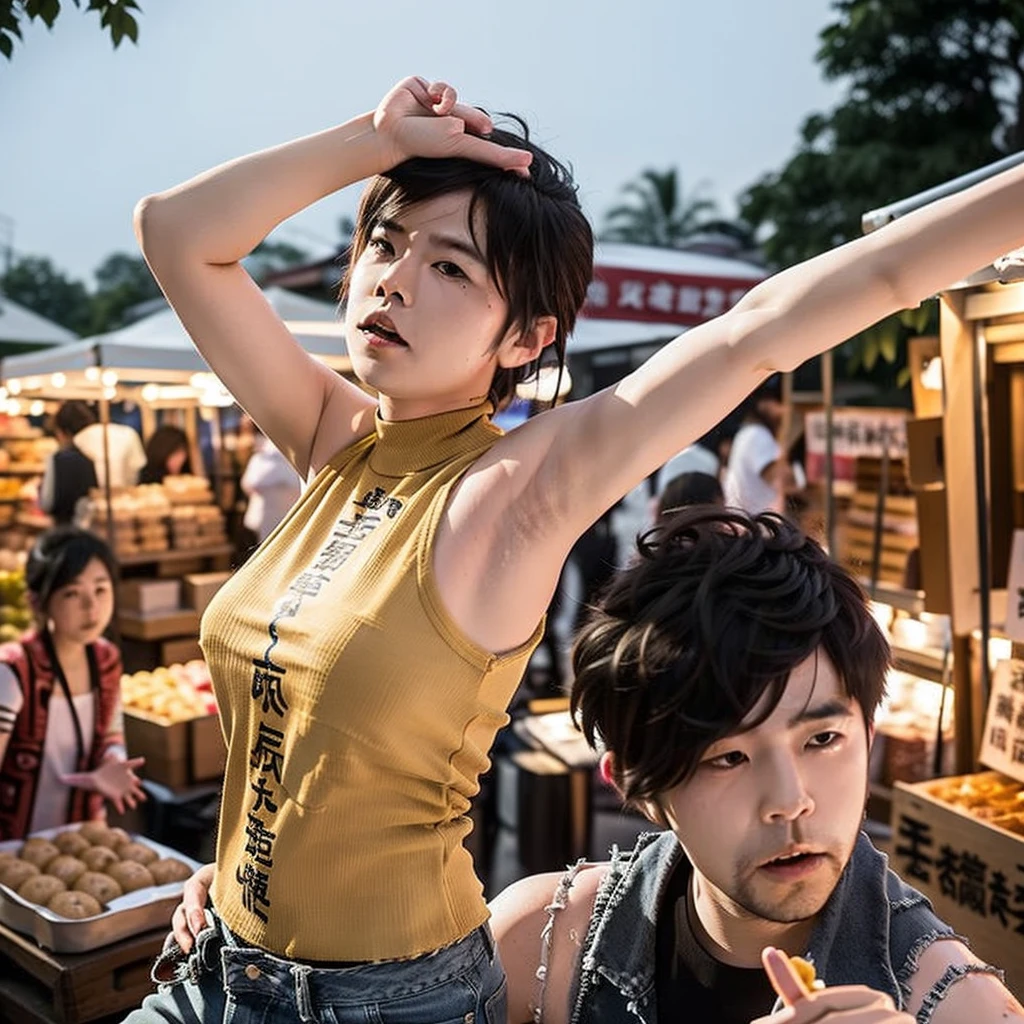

{"left": 915, "top": 962, "right": 1006, "bottom": 1024}
{"left": 895, "top": 931, "right": 966, "bottom": 1006}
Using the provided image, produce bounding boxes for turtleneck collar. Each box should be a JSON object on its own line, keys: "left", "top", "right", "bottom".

{"left": 368, "top": 400, "right": 499, "bottom": 477}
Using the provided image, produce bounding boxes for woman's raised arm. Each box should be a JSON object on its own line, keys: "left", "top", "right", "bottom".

{"left": 134, "top": 77, "right": 531, "bottom": 477}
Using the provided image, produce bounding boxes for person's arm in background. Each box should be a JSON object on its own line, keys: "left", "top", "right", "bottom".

{"left": 38, "top": 451, "right": 57, "bottom": 515}
{"left": 0, "top": 663, "right": 23, "bottom": 786}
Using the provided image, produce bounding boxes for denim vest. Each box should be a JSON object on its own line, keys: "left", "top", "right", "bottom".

{"left": 569, "top": 831, "right": 956, "bottom": 1024}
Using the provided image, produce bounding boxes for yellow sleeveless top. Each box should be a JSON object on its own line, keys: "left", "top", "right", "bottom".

{"left": 201, "top": 402, "right": 543, "bottom": 960}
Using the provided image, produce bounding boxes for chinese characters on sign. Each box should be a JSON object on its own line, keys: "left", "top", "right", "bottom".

{"left": 980, "top": 660, "right": 1024, "bottom": 783}
{"left": 894, "top": 813, "right": 1024, "bottom": 934}
{"left": 581, "top": 266, "right": 760, "bottom": 328}
{"left": 235, "top": 487, "right": 404, "bottom": 924}
{"left": 1005, "top": 531, "right": 1024, "bottom": 644}
{"left": 803, "top": 409, "right": 908, "bottom": 485}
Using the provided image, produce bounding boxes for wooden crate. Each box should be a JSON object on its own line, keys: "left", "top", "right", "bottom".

{"left": 891, "top": 772, "right": 1024, "bottom": 998}
{"left": 124, "top": 710, "right": 225, "bottom": 790}
{"left": 0, "top": 919, "right": 164, "bottom": 1023}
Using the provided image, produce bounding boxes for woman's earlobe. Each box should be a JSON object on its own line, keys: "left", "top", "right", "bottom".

{"left": 498, "top": 316, "right": 557, "bottom": 368}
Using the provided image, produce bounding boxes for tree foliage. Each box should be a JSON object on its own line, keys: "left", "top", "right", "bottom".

{"left": 0, "top": 0, "right": 141, "bottom": 60}
{"left": 737, "top": 0, "right": 1024, "bottom": 393}
{"left": 601, "top": 168, "right": 719, "bottom": 248}
{"left": 0, "top": 251, "right": 160, "bottom": 335}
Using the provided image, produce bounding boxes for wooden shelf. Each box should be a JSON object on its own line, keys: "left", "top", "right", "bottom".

{"left": 115, "top": 544, "right": 233, "bottom": 567}
{"left": 891, "top": 643, "right": 948, "bottom": 684}
{"left": 860, "top": 580, "right": 927, "bottom": 615}
{"left": 0, "top": 466, "right": 44, "bottom": 476}
{"left": 118, "top": 608, "right": 200, "bottom": 641}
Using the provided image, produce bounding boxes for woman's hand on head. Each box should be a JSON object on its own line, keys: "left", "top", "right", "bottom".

{"left": 373, "top": 77, "right": 533, "bottom": 176}
{"left": 59, "top": 756, "right": 147, "bottom": 815}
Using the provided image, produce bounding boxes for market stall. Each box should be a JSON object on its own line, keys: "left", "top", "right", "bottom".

{"left": 855, "top": 153, "right": 1024, "bottom": 993}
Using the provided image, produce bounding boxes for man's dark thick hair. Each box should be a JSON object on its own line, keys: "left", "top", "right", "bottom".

{"left": 570, "top": 507, "right": 890, "bottom": 805}
{"left": 342, "top": 117, "right": 594, "bottom": 407}
{"left": 54, "top": 400, "right": 97, "bottom": 437}
{"left": 27, "top": 527, "right": 117, "bottom": 611}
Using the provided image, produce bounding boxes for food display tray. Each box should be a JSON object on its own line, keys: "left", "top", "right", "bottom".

{"left": 0, "top": 825, "right": 200, "bottom": 953}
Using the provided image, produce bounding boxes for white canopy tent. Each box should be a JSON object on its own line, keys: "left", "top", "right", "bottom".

{"left": 0, "top": 295, "right": 77, "bottom": 348}
{"left": 0, "top": 286, "right": 348, "bottom": 397}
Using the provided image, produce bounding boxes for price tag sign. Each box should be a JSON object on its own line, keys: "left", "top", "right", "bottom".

{"left": 979, "top": 659, "right": 1024, "bottom": 783}
{"left": 1005, "top": 529, "right": 1024, "bottom": 643}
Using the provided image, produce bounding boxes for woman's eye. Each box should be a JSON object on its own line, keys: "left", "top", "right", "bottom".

{"left": 435, "top": 261, "right": 466, "bottom": 279}
{"left": 368, "top": 236, "right": 393, "bottom": 257}
{"left": 808, "top": 731, "right": 840, "bottom": 749}
{"left": 706, "top": 750, "right": 747, "bottom": 770}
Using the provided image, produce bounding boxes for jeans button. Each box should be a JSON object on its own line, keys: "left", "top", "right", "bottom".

{"left": 244, "top": 964, "right": 261, "bottom": 980}
{"left": 464, "top": 1015, "right": 474, "bottom": 1024}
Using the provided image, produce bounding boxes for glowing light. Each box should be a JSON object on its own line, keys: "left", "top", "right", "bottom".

{"left": 103, "top": 386, "right": 117, "bottom": 401}
{"left": 100, "top": 370, "right": 119, "bottom": 388}
{"left": 50, "top": 373, "right": 67, "bottom": 389}
{"left": 141, "top": 384, "right": 160, "bottom": 403}
{"left": 7, "top": 380, "right": 21, "bottom": 395}
{"left": 24, "top": 377, "right": 41, "bottom": 391}
{"left": 6, "top": 399, "right": 21, "bottom": 416}
{"left": 84, "top": 367, "right": 100, "bottom": 382}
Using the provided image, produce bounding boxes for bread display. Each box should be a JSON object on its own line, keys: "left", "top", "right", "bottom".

{"left": 927, "top": 774, "right": 1024, "bottom": 835}
{"left": 1, "top": 827, "right": 192, "bottom": 924}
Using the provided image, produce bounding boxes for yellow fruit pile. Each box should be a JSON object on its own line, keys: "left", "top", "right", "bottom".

{"left": 120, "top": 661, "right": 217, "bottom": 724}
{"left": 0, "top": 568, "right": 31, "bottom": 644}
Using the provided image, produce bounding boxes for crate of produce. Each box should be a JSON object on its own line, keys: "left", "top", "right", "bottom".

{"left": 891, "top": 772, "right": 1024, "bottom": 996}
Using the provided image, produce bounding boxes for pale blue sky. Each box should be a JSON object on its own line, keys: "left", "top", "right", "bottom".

{"left": 1, "top": 0, "right": 841, "bottom": 284}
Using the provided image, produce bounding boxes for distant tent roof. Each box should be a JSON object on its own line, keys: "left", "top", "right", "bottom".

{"left": 0, "top": 295, "right": 78, "bottom": 348}
{"left": 1, "top": 286, "right": 347, "bottom": 382}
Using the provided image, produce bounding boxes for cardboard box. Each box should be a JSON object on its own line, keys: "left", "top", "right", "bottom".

{"left": 118, "top": 579, "right": 181, "bottom": 616}
{"left": 891, "top": 773, "right": 1024, "bottom": 998}
{"left": 159, "top": 637, "right": 203, "bottom": 666}
{"left": 182, "top": 571, "right": 231, "bottom": 615}
{"left": 124, "top": 710, "right": 226, "bottom": 790}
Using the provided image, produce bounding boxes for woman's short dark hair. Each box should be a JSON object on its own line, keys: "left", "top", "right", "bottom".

{"left": 140, "top": 425, "right": 190, "bottom": 483}
{"left": 656, "top": 472, "right": 724, "bottom": 518}
{"left": 570, "top": 507, "right": 890, "bottom": 806}
{"left": 342, "top": 116, "right": 594, "bottom": 408}
{"left": 27, "top": 527, "right": 117, "bottom": 610}
{"left": 54, "top": 400, "right": 97, "bottom": 437}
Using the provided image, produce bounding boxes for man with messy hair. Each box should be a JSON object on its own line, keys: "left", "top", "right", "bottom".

{"left": 492, "top": 507, "right": 1022, "bottom": 1024}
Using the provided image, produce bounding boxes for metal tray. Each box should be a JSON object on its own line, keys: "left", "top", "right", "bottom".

{"left": 0, "top": 824, "right": 201, "bottom": 953}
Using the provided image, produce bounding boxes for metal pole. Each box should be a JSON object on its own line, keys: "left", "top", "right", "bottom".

{"left": 822, "top": 348, "right": 835, "bottom": 554}
{"left": 972, "top": 322, "right": 992, "bottom": 720}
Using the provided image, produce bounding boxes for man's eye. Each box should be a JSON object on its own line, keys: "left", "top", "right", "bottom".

{"left": 808, "top": 731, "right": 840, "bottom": 749}
{"left": 706, "top": 750, "right": 747, "bottom": 770}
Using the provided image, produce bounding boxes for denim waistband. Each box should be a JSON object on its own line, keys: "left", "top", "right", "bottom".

{"left": 153, "top": 907, "right": 496, "bottom": 1004}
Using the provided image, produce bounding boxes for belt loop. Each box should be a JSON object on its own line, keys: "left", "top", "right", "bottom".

{"left": 292, "top": 963, "right": 317, "bottom": 1023}
{"left": 479, "top": 923, "right": 495, "bottom": 961}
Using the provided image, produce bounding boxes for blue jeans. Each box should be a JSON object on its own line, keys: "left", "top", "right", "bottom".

{"left": 122, "top": 910, "right": 507, "bottom": 1024}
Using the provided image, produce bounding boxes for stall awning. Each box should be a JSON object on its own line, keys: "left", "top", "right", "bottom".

{"left": 568, "top": 242, "right": 767, "bottom": 354}
{"left": 0, "top": 295, "right": 78, "bottom": 348}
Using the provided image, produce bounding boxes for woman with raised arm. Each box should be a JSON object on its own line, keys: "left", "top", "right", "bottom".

{"left": 124, "top": 76, "right": 1024, "bottom": 1023}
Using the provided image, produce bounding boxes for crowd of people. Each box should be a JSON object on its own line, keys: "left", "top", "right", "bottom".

{"left": 3, "top": 73, "right": 1024, "bottom": 1024}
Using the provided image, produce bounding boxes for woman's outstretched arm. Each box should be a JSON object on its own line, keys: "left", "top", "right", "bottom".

{"left": 528, "top": 156, "right": 1024, "bottom": 534}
